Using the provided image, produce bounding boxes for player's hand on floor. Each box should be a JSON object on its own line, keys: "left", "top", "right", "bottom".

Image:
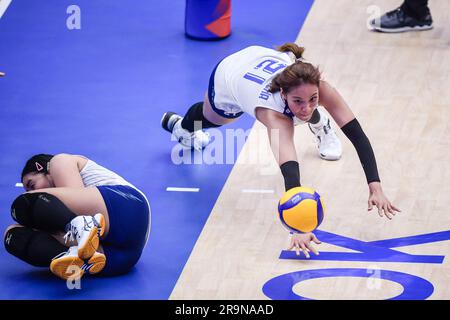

{"left": 288, "top": 232, "right": 321, "bottom": 258}
{"left": 368, "top": 182, "right": 401, "bottom": 220}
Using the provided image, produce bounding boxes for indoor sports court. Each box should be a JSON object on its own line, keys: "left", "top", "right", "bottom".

{"left": 0, "top": 0, "right": 449, "bottom": 301}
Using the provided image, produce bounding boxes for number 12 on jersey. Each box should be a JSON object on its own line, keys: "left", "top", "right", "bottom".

{"left": 243, "top": 59, "right": 287, "bottom": 85}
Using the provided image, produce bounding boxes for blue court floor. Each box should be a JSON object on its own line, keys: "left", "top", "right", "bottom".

{"left": 0, "top": 0, "right": 313, "bottom": 299}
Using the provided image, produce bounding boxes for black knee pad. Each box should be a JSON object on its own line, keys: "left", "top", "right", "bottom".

{"left": 181, "top": 102, "right": 221, "bottom": 132}
{"left": 307, "top": 108, "right": 321, "bottom": 125}
{"left": 4, "top": 227, "right": 35, "bottom": 264}
{"left": 11, "top": 192, "right": 76, "bottom": 233}
{"left": 4, "top": 226, "right": 66, "bottom": 267}
{"left": 10, "top": 193, "right": 41, "bottom": 226}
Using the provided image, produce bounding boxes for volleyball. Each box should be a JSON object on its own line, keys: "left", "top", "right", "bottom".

{"left": 278, "top": 186, "right": 325, "bottom": 233}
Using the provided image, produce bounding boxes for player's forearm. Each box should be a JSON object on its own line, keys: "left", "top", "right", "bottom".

{"left": 267, "top": 127, "right": 301, "bottom": 191}
{"left": 280, "top": 160, "right": 301, "bottom": 191}
{"left": 341, "top": 119, "right": 381, "bottom": 184}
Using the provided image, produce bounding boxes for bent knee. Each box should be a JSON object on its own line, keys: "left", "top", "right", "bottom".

{"left": 10, "top": 193, "right": 41, "bottom": 226}
{"left": 4, "top": 225, "right": 29, "bottom": 259}
{"left": 4, "top": 224, "right": 23, "bottom": 238}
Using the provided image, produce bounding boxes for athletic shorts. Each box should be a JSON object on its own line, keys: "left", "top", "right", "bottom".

{"left": 96, "top": 185, "right": 151, "bottom": 276}
{"left": 208, "top": 62, "right": 245, "bottom": 119}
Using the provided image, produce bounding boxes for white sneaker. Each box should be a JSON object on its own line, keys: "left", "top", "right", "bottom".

{"left": 161, "top": 111, "right": 211, "bottom": 151}
{"left": 50, "top": 246, "right": 106, "bottom": 280}
{"left": 64, "top": 213, "right": 105, "bottom": 260}
{"left": 308, "top": 109, "right": 342, "bottom": 161}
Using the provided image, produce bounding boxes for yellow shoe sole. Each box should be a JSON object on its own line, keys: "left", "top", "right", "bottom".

{"left": 50, "top": 252, "right": 106, "bottom": 280}
{"left": 50, "top": 255, "right": 84, "bottom": 280}
{"left": 85, "top": 253, "right": 107, "bottom": 274}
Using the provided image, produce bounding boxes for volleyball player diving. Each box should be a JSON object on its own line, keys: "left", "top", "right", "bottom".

{"left": 161, "top": 43, "right": 401, "bottom": 257}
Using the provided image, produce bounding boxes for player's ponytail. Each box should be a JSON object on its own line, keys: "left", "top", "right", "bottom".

{"left": 276, "top": 42, "right": 305, "bottom": 60}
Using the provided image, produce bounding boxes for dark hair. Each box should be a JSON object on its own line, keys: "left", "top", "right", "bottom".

{"left": 269, "top": 42, "right": 321, "bottom": 94}
{"left": 21, "top": 154, "right": 54, "bottom": 180}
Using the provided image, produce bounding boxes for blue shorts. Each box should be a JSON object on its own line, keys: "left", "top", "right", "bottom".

{"left": 96, "top": 185, "right": 151, "bottom": 276}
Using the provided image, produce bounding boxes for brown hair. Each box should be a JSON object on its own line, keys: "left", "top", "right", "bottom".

{"left": 269, "top": 42, "right": 321, "bottom": 94}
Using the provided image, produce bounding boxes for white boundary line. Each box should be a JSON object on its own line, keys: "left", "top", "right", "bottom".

{"left": 166, "top": 187, "right": 200, "bottom": 193}
{"left": 242, "top": 189, "right": 275, "bottom": 194}
{"left": 0, "top": 0, "right": 13, "bottom": 19}
{"left": 15, "top": 183, "right": 23, "bottom": 187}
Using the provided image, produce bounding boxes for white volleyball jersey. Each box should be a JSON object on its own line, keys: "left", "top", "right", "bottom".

{"left": 213, "top": 45, "right": 301, "bottom": 122}
{"left": 80, "top": 159, "right": 135, "bottom": 188}
{"left": 79, "top": 158, "right": 151, "bottom": 247}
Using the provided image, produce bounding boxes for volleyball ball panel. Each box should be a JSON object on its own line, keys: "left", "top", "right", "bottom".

{"left": 278, "top": 186, "right": 325, "bottom": 233}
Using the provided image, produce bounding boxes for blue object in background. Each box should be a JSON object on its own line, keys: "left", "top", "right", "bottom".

{"left": 185, "top": 0, "right": 231, "bottom": 40}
